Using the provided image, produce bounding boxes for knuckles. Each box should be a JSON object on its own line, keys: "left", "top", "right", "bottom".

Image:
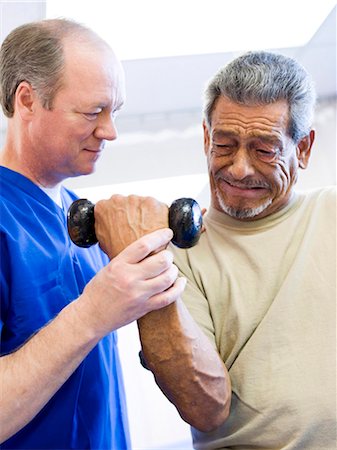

{"left": 99, "top": 194, "right": 167, "bottom": 210}
{"left": 136, "top": 239, "right": 154, "bottom": 257}
{"left": 155, "top": 250, "right": 174, "bottom": 268}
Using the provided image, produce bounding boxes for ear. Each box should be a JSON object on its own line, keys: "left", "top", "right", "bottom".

{"left": 297, "top": 129, "right": 315, "bottom": 169}
{"left": 203, "top": 120, "right": 210, "bottom": 155}
{"left": 15, "top": 81, "right": 37, "bottom": 120}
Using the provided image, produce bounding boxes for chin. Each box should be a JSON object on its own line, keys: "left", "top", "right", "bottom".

{"left": 69, "top": 166, "right": 96, "bottom": 179}
{"left": 82, "top": 162, "right": 98, "bottom": 175}
{"left": 217, "top": 194, "right": 272, "bottom": 220}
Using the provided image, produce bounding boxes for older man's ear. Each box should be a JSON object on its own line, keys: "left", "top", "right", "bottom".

{"left": 297, "top": 129, "right": 315, "bottom": 169}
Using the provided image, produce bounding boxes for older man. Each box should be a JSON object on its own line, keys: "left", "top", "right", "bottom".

{"left": 137, "top": 52, "right": 336, "bottom": 449}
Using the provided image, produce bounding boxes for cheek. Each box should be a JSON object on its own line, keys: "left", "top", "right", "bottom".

{"left": 44, "top": 112, "right": 93, "bottom": 140}
{"left": 208, "top": 156, "right": 224, "bottom": 184}
{"left": 33, "top": 115, "right": 66, "bottom": 143}
{"left": 208, "top": 153, "right": 225, "bottom": 174}
{"left": 269, "top": 156, "right": 299, "bottom": 191}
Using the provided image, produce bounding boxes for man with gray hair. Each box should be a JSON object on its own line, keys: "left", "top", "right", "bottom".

{"left": 137, "top": 52, "right": 336, "bottom": 449}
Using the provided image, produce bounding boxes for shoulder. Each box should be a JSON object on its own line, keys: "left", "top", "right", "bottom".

{"left": 296, "top": 186, "right": 336, "bottom": 230}
{"left": 300, "top": 185, "right": 336, "bottom": 207}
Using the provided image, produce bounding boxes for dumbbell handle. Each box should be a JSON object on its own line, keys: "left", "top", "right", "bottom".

{"left": 67, "top": 197, "right": 203, "bottom": 249}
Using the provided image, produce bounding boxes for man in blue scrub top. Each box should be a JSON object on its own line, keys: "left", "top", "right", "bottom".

{"left": 0, "top": 19, "right": 187, "bottom": 449}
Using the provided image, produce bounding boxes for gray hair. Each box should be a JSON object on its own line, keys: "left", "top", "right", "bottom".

{"left": 0, "top": 18, "right": 104, "bottom": 117}
{"left": 203, "top": 51, "right": 316, "bottom": 143}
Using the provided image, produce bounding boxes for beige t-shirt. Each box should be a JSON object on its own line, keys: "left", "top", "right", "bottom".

{"left": 171, "top": 187, "right": 336, "bottom": 449}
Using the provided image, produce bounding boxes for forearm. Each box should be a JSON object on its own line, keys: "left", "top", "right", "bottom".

{"left": 0, "top": 298, "right": 100, "bottom": 443}
{"left": 137, "top": 298, "right": 231, "bottom": 432}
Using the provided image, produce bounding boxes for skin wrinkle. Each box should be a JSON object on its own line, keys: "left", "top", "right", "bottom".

{"left": 204, "top": 96, "right": 309, "bottom": 220}
{"left": 211, "top": 111, "right": 286, "bottom": 132}
{"left": 126, "top": 199, "right": 160, "bottom": 241}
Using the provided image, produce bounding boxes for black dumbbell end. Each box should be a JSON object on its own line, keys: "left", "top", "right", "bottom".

{"left": 169, "top": 198, "right": 203, "bottom": 248}
{"left": 67, "top": 199, "right": 98, "bottom": 248}
{"left": 67, "top": 197, "right": 203, "bottom": 249}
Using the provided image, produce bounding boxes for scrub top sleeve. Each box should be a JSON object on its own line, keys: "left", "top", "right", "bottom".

{"left": 0, "top": 233, "right": 10, "bottom": 338}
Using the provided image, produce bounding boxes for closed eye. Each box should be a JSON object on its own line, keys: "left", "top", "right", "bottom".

{"left": 255, "top": 148, "right": 279, "bottom": 162}
{"left": 256, "top": 149, "right": 277, "bottom": 157}
{"left": 83, "top": 112, "right": 100, "bottom": 120}
{"left": 256, "top": 149, "right": 273, "bottom": 154}
{"left": 212, "top": 143, "right": 235, "bottom": 156}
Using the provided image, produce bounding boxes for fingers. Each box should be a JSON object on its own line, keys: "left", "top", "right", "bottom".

{"left": 146, "top": 277, "right": 187, "bottom": 312}
{"left": 200, "top": 208, "right": 207, "bottom": 233}
{"left": 142, "top": 262, "right": 179, "bottom": 295}
{"left": 78, "top": 241, "right": 186, "bottom": 335}
{"left": 79, "top": 226, "right": 186, "bottom": 336}
{"left": 117, "top": 228, "right": 174, "bottom": 264}
{"left": 111, "top": 245, "right": 182, "bottom": 311}
{"left": 139, "top": 249, "right": 174, "bottom": 279}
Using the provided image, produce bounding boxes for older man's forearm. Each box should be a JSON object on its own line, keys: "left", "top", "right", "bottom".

{"left": 137, "top": 298, "right": 231, "bottom": 432}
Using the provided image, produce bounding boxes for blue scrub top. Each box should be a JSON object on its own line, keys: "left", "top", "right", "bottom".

{"left": 0, "top": 167, "right": 131, "bottom": 449}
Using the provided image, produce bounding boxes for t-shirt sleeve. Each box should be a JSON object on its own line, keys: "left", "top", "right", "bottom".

{"left": 170, "top": 243, "right": 218, "bottom": 348}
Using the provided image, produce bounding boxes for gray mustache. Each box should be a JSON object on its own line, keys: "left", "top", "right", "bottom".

{"left": 222, "top": 177, "right": 270, "bottom": 189}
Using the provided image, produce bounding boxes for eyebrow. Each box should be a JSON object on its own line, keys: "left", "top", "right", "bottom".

{"left": 212, "top": 129, "right": 282, "bottom": 146}
{"left": 250, "top": 133, "right": 283, "bottom": 147}
{"left": 212, "top": 130, "right": 237, "bottom": 139}
{"left": 84, "top": 100, "right": 124, "bottom": 113}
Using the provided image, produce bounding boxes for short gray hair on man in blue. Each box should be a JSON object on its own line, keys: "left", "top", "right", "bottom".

{"left": 203, "top": 51, "right": 316, "bottom": 143}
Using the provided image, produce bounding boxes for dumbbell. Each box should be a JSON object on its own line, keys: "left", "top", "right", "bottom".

{"left": 67, "top": 197, "right": 203, "bottom": 249}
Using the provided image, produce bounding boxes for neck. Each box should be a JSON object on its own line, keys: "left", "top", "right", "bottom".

{"left": 1, "top": 128, "right": 60, "bottom": 189}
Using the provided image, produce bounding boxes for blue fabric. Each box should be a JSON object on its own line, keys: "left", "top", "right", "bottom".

{"left": 0, "top": 167, "right": 131, "bottom": 449}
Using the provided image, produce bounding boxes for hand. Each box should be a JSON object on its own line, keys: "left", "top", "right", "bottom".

{"left": 75, "top": 228, "right": 186, "bottom": 337}
{"left": 94, "top": 195, "right": 169, "bottom": 258}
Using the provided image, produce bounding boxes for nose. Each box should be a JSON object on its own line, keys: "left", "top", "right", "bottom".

{"left": 94, "top": 113, "right": 118, "bottom": 141}
{"left": 227, "top": 148, "right": 255, "bottom": 180}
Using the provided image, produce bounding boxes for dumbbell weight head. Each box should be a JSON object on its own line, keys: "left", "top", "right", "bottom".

{"left": 67, "top": 197, "right": 203, "bottom": 249}
{"left": 169, "top": 198, "right": 202, "bottom": 248}
{"left": 67, "top": 199, "right": 97, "bottom": 248}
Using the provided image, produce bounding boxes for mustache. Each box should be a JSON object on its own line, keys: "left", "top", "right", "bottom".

{"left": 221, "top": 175, "right": 271, "bottom": 189}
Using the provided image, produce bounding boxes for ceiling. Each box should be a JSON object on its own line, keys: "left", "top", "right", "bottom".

{"left": 119, "top": 5, "right": 336, "bottom": 122}
{"left": 0, "top": 2, "right": 336, "bottom": 126}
